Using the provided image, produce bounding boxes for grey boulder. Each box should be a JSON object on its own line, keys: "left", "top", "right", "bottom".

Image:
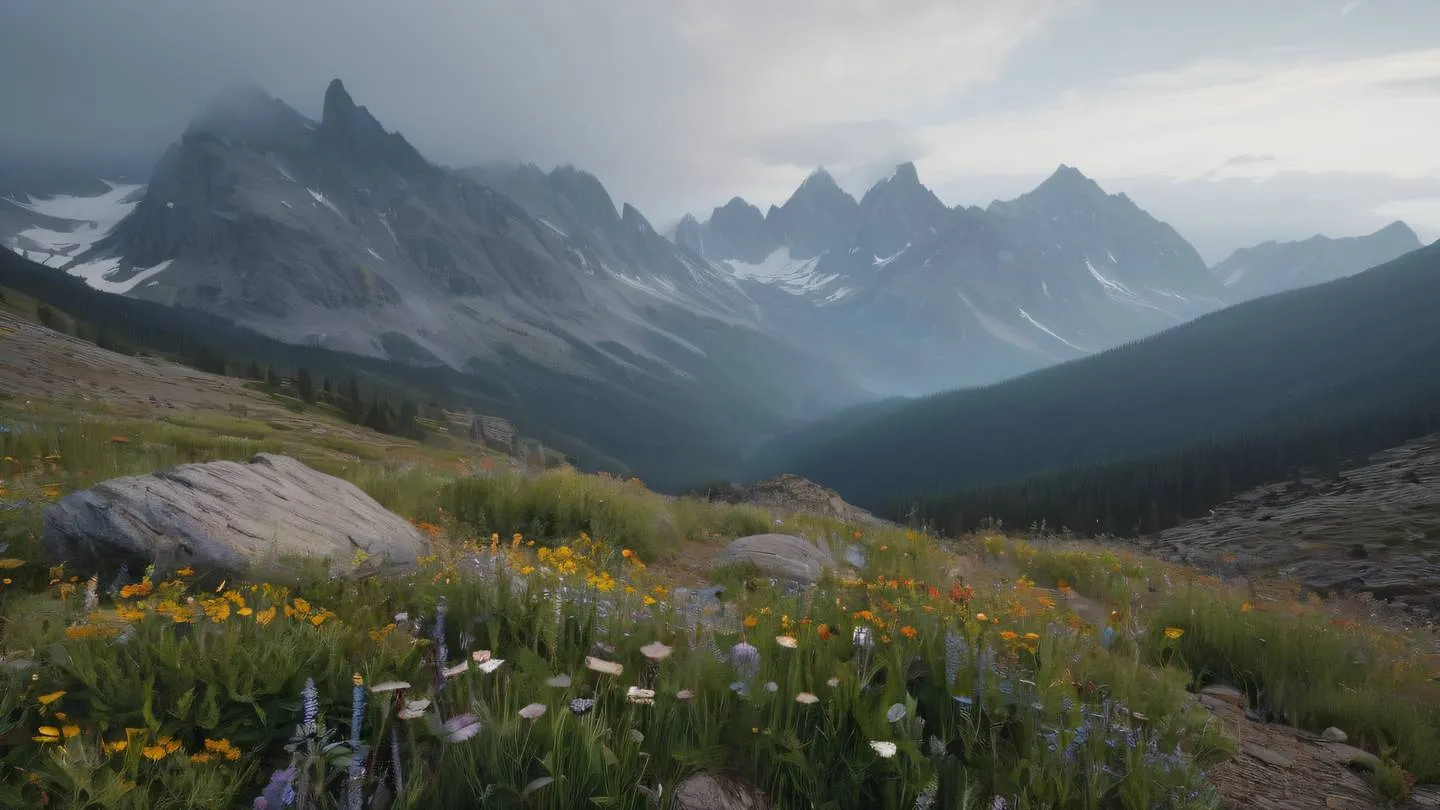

{"left": 670, "top": 772, "right": 771, "bottom": 810}
{"left": 42, "top": 453, "right": 427, "bottom": 582}
{"left": 714, "top": 533, "right": 837, "bottom": 584}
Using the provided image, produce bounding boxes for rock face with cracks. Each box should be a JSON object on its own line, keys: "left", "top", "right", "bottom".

{"left": 42, "top": 453, "right": 427, "bottom": 581}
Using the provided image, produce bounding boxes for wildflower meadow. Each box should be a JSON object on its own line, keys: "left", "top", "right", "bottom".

{"left": 2, "top": 402, "right": 1438, "bottom": 808}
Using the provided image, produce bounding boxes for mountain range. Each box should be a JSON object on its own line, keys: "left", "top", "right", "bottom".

{"left": 1211, "top": 220, "right": 1421, "bottom": 303}
{"left": 0, "top": 77, "right": 1430, "bottom": 492}
{"left": 673, "top": 162, "right": 1233, "bottom": 393}
{"left": 749, "top": 238, "right": 1440, "bottom": 517}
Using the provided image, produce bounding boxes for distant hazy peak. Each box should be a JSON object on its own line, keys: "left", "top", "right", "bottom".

{"left": 322, "top": 78, "right": 356, "bottom": 122}
{"left": 718, "top": 196, "right": 763, "bottom": 215}
{"left": 1029, "top": 164, "right": 1108, "bottom": 200}
{"left": 185, "top": 83, "right": 309, "bottom": 141}
{"left": 888, "top": 161, "right": 920, "bottom": 185}
{"left": 620, "top": 202, "right": 656, "bottom": 234}
{"left": 1375, "top": 220, "right": 1420, "bottom": 242}
{"left": 548, "top": 164, "right": 620, "bottom": 225}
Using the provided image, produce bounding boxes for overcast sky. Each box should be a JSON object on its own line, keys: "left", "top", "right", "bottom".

{"left": 4, "top": 0, "right": 1440, "bottom": 261}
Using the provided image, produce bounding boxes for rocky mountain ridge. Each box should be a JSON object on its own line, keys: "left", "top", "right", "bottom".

{"left": 1212, "top": 220, "right": 1422, "bottom": 303}
{"left": 675, "top": 162, "right": 1228, "bottom": 393}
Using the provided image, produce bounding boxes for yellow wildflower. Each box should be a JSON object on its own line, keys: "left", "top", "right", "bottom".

{"left": 255, "top": 606, "right": 277, "bottom": 626}
{"left": 1164, "top": 627, "right": 1185, "bottom": 640}
{"left": 34, "top": 726, "right": 62, "bottom": 743}
{"left": 37, "top": 691, "right": 66, "bottom": 706}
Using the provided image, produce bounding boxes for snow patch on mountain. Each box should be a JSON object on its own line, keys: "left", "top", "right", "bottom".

{"left": 955, "top": 290, "right": 1041, "bottom": 353}
{"left": 5, "top": 181, "right": 144, "bottom": 267}
{"left": 873, "top": 243, "right": 910, "bottom": 268}
{"left": 1085, "top": 258, "right": 1176, "bottom": 318}
{"left": 307, "top": 188, "right": 345, "bottom": 220}
{"left": 723, "top": 247, "right": 842, "bottom": 297}
{"left": 1018, "top": 307, "right": 1090, "bottom": 353}
{"left": 70, "top": 258, "right": 174, "bottom": 294}
{"left": 2, "top": 181, "right": 168, "bottom": 292}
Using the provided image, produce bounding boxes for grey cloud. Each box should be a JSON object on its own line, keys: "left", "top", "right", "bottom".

{"left": 1221, "top": 154, "right": 1277, "bottom": 167}
{"left": 1376, "top": 74, "right": 1440, "bottom": 96}
{"left": 0, "top": 0, "right": 1075, "bottom": 221}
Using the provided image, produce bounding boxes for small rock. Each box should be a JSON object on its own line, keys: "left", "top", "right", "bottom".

{"left": 1242, "top": 742, "right": 1294, "bottom": 769}
{"left": 1324, "top": 743, "right": 1381, "bottom": 771}
{"left": 1321, "top": 726, "right": 1348, "bottom": 743}
{"left": 1199, "top": 684, "right": 1246, "bottom": 709}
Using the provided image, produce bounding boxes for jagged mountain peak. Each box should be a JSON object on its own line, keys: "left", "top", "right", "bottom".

{"left": 718, "top": 196, "right": 761, "bottom": 214}
{"left": 791, "top": 166, "right": 849, "bottom": 200}
{"left": 1028, "top": 164, "right": 1108, "bottom": 201}
{"left": 311, "top": 78, "right": 432, "bottom": 179}
{"left": 1376, "top": 220, "right": 1419, "bottom": 241}
{"left": 548, "top": 164, "right": 620, "bottom": 227}
{"left": 321, "top": 78, "right": 356, "bottom": 122}
{"left": 889, "top": 161, "right": 920, "bottom": 185}
{"left": 620, "top": 202, "right": 656, "bottom": 235}
{"left": 860, "top": 161, "right": 938, "bottom": 206}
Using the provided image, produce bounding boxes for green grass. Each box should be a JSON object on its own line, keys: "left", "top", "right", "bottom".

{"left": 439, "top": 469, "right": 771, "bottom": 561}
{"left": 3, "top": 401, "right": 1437, "bottom": 808}
{"left": 1142, "top": 586, "right": 1440, "bottom": 782}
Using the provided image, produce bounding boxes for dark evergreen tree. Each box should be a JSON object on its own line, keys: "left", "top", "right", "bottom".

{"left": 296, "top": 368, "right": 316, "bottom": 404}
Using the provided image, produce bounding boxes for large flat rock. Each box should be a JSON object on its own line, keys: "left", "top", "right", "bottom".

{"left": 43, "top": 453, "right": 427, "bottom": 581}
{"left": 714, "top": 533, "right": 837, "bottom": 583}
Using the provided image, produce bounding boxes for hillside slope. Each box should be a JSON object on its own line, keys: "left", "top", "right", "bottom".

{"left": 751, "top": 240, "right": 1440, "bottom": 508}
{"left": 0, "top": 245, "right": 799, "bottom": 490}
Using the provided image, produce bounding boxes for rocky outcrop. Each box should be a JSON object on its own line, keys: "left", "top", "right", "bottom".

{"left": 711, "top": 474, "right": 886, "bottom": 527}
{"left": 1143, "top": 432, "right": 1440, "bottom": 616}
{"left": 42, "top": 453, "right": 427, "bottom": 582}
{"left": 714, "top": 533, "right": 837, "bottom": 583}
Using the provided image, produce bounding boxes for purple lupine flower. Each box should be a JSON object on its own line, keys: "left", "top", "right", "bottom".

{"left": 254, "top": 765, "right": 299, "bottom": 809}
{"left": 301, "top": 678, "right": 319, "bottom": 737}
{"left": 944, "top": 630, "right": 965, "bottom": 687}
{"left": 730, "top": 641, "right": 760, "bottom": 680}
{"left": 345, "top": 676, "right": 366, "bottom": 810}
{"left": 433, "top": 596, "right": 448, "bottom": 693}
{"left": 390, "top": 725, "right": 404, "bottom": 796}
